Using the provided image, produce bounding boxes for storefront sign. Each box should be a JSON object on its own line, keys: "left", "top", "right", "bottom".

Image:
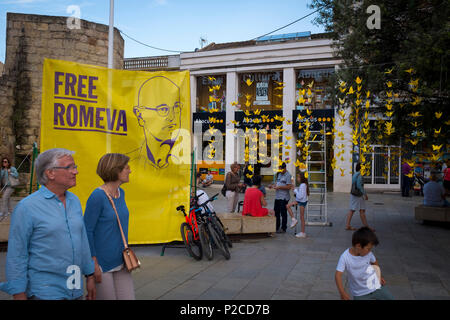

{"left": 292, "top": 108, "right": 334, "bottom": 132}
{"left": 192, "top": 111, "right": 226, "bottom": 132}
{"left": 235, "top": 110, "right": 283, "bottom": 130}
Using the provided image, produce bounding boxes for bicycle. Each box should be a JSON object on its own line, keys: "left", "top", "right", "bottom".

{"left": 194, "top": 192, "right": 231, "bottom": 260}
{"left": 176, "top": 204, "right": 203, "bottom": 260}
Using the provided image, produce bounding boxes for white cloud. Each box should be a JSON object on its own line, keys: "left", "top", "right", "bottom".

{"left": 154, "top": 0, "right": 167, "bottom": 5}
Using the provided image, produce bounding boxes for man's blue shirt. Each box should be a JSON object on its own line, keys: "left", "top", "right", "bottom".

{"left": 0, "top": 186, "right": 94, "bottom": 299}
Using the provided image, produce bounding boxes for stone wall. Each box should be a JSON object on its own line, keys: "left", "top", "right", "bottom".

{"left": 0, "top": 13, "right": 124, "bottom": 193}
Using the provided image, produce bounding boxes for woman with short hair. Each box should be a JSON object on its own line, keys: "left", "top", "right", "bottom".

{"left": 0, "top": 157, "right": 19, "bottom": 219}
{"left": 84, "top": 153, "right": 135, "bottom": 300}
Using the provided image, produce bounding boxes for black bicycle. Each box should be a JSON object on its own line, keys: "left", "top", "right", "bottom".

{"left": 194, "top": 193, "right": 231, "bottom": 260}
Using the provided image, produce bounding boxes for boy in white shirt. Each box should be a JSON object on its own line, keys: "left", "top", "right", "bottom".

{"left": 335, "top": 227, "right": 394, "bottom": 300}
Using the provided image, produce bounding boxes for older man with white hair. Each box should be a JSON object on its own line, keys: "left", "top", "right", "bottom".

{"left": 0, "top": 148, "right": 95, "bottom": 300}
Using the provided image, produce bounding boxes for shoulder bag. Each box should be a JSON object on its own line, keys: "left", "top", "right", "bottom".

{"left": 8, "top": 174, "right": 19, "bottom": 187}
{"left": 350, "top": 174, "right": 363, "bottom": 197}
{"left": 100, "top": 186, "right": 141, "bottom": 272}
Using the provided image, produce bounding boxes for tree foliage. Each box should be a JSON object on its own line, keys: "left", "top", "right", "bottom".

{"left": 309, "top": 0, "right": 449, "bottom": 159}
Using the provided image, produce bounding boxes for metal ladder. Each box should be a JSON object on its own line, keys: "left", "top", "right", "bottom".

{"left": 298, "top": 122, "right": 331, "bottom": 227}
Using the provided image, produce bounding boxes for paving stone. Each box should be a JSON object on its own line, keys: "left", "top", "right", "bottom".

{"left": 1, "top": 189, "right": 449, "bottom": 300}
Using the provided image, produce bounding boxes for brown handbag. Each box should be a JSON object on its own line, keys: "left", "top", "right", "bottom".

{"left": 101, "top": 186, "right": 141, "bottom": 272}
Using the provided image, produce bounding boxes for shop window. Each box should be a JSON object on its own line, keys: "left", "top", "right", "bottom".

{"left": 296, "top": 68, "right": 334, "bottom": 110}
{"left": 196, "top": 75, "right": 226, "bottom": 112}
{"left": 238, "top": 71, "right": 283, "bottom": 112}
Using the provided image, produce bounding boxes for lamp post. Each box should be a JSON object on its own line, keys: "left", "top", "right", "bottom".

{"left": 108, "top": 0, "right": 114, "bottom": 69}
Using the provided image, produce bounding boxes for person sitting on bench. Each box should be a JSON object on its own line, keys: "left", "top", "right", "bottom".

{"left": 202, "top": 170, "right": 214, "bottom": 187}
{"left": 423, "top": 171, "right": 449, "bottom": 207}
{"left": 242, "top": 175, "right": 274, "bottom": 217}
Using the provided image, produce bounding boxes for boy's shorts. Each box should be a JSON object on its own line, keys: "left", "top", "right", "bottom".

{"left": 353, "top": 286, "right": 394, "bottom": 300}
{"left": 297, "top": 201, "right": 307, "bottom": 207}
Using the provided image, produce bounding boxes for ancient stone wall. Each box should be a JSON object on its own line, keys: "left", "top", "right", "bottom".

{"left": 0, "top": 13, "right": 124, "bottom": 193}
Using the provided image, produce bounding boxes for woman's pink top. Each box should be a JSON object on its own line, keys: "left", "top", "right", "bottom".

{"left": 242, "top": 187, "right": 269, "bottom": 217}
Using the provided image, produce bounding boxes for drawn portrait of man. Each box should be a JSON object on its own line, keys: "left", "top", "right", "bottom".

{"left": 130, "top": 76, "right": 183, "bottom": 169}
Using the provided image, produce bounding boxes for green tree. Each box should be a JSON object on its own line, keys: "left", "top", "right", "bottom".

{"left": 309, "top": 0, "right": 449, "bottom": 158}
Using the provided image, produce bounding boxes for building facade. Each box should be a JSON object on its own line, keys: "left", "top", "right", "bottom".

{"left": 125, "top": 32, "right": 401, "bottom": 192}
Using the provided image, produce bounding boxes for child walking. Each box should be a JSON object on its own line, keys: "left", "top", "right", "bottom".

{"left": 286, "top": 172, "right": 309, "bottom": 238}
{"left": 335, "top": 227, "right": 394, "bottom": 300}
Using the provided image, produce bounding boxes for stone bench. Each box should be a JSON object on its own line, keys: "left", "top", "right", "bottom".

{"left": 216, "top": 213, "right": 276, "bottom": 234}
{"left": 414, "top": 205, "right": 450, "bottom": 223}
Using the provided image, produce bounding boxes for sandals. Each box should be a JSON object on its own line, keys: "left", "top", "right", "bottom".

{"left": 345, "top": 226, "right": 357, "bottom": 231}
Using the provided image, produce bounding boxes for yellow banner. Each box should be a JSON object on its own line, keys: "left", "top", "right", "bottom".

{"left": 40, "top": 59, "right": 191, "bottom": 244}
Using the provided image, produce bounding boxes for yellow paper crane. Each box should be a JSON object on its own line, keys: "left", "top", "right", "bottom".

{"left": 306, "top": 80, "right": 314, "bottom": 88}
{"left": 405, "top": 68, "right": 414, "bottom": 74}
{"left": 434, "top": 127, "right": 441, "bottom": 135}
{"left": 212, "top": 84, "right": 221, "bottom": 90}
{"left": 386, "top": 81, "right": 393, "bottom": 88}
{"left": 385, "top": 111, "right": 394, "bottom": 117}
{"left": 208, "top": 76, "right": 216, "bottom": 81}
{"left": 245, "top": 94, "right": 252, "bottom": 101}
{"left": 340, "top": 168, "right": 345, "bottom": 176}
{"left": 274, "top": 81, "right": 284, "bottom": 86}
{"left": 366, "top": 90, "right": 371, "bottom": 98}
{"left": 409, "top": 111, "right": 422, "bottom": 117}
{"left": 245, "top": 78, "right": 253, "bottom": 86}
{"left": 411, "top": 96, "right": 422, "bottom": 106}
{"left": 306, "top": 109, "right": 312, "bottom": 116}
{"left": 339, "top": 87, "right": 347, "bottom": 93}
{"left": 411, "top": 121, "right": 419, "bottom": 128}
{"left": 274, "top": 94, "right": 283, "bottom": 98}
{"left": 231, "top": 101, "right": 238, "bottom": 106}
{"left": 347, "top": 86, "right": 355, "bottom": 95}
{"left": 254, "top": 109, "right": 261, "bottom": 115}
{"left": 409, "top": 139, "right": 419, "bottom": 146}
{"left": 409, "top": 79, "right": 419, "bottom": 86}
{"left": 298, "top": 97, "right": 306, "bottom": 104}
{"left": 230, "top": 120, "right": 239, "bottom": 126}
{"left": 435, "top": 112, "right": 442, "bottom": 119}
{"left": 432, "top": 144, "right": 443, "bottom": 151}
{"left": 338, "top": 109, "right": 346, "bottom": 118}
{"left": 384, "top": 68, "right": 394, "bottom": 74}
{"left": 244, "top": 109, "right": 251, "bottom": 116}
{"left": 355, "top": 77, "right": 362, "bottom": 84}
{"left": 245, "top": 100, "right": 251, "bottom": 107}
{"left": 339, "top": 97, "right": 345, "bottom": 105}
{"left": 274, "top": 115, "right": 285, "bottom": 122}
{"left": 385, "top": 121, "right": 395, "bottom": 135}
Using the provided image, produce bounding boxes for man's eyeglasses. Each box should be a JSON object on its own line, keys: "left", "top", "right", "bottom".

{"left": 140, "top": 102, "right": 181, "bottom": 118}
{"left": 52, "top": 165, "right": 78, "bottom": 171}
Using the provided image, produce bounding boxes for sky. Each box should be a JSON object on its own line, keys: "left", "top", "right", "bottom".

{"left": 0, "top": 0, "right": 325, "bottom": 62}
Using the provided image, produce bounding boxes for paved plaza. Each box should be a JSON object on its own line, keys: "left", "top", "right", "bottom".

{"left": 0, "top": 185, "right": 449, "bottom": 300}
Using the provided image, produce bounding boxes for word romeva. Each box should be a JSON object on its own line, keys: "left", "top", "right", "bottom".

{"left": 52, "top": 71, "right": 127, "bottom": 133}
{"left": 54, "top": 103, "right": 127, "bottom": 132}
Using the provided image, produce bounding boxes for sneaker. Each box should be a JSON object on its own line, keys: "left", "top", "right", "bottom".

{"left": 295, "top": 232, "right": 307, "bottom": 238}
{"left": 290, "top": 218, "right": 298, "bottom": 228}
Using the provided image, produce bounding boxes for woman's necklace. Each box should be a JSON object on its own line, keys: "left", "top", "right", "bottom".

{"left": 105, "top": 185, "right": 120, "bottom": 199}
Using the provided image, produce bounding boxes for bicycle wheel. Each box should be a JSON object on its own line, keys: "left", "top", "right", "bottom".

{"left": 180, "top": 222, "right": 202, "bottom": 260}
{"left": 207, "top": 222, "right": 230, "bottom": 260}
{"left": 198, "top": 223, "right": 213, "bottom": 260}
{"left": 212, "top": 215, "right": 233, "bottom": 248}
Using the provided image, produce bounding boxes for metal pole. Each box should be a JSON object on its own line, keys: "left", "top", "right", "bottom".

{"left": 108, "top": 0, "right": 114, "bottom": 69}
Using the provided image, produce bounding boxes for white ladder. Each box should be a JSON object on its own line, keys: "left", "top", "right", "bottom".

{"left": 298, "top": 122, "right": 331, "bottom": 227}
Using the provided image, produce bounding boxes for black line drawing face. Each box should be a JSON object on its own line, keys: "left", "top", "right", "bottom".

{"left": 133, "top": 76, "right": 182, "bottom": 169}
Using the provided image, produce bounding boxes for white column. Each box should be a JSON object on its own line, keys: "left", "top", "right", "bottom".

{"left": 190, "top": 75, "right": 202, "bottom": 163}
{"left": 283, "top": 67, "right": 296, "bottom": 178}
{"left": 333, "top": 108, "right": 353, "bottom": 192}
{"left": 225, "top": 72, "right": 238, "bottom": 173}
